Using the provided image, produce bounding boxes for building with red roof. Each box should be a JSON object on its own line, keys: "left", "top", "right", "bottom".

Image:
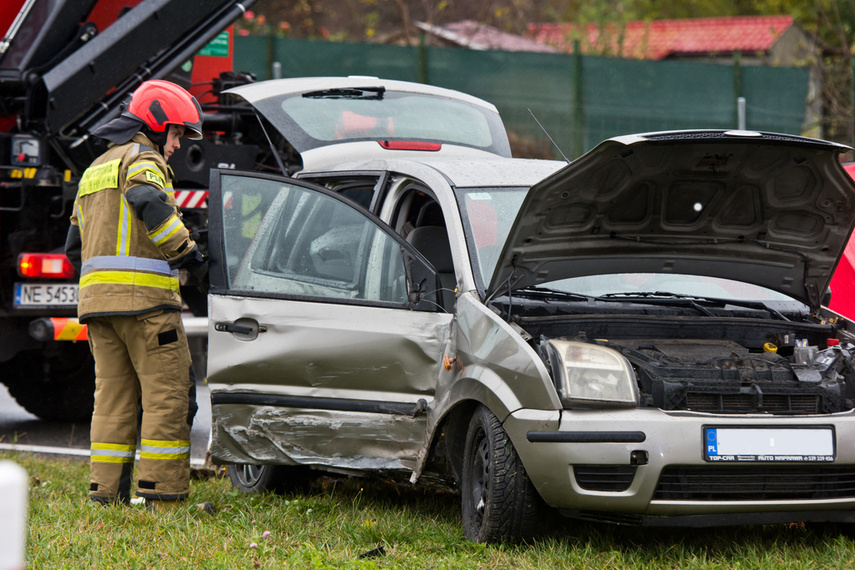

{"left": 527, "top": 15, "right": 810, "bottom": 65}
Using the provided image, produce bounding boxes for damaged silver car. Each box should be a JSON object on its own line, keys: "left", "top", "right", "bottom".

{"left": 207, "top": 122, "right": 855, "bottom": 542}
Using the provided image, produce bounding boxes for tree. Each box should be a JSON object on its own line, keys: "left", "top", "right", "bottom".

{"left": 244, "top": 0, "right": 855, "bottom": 145}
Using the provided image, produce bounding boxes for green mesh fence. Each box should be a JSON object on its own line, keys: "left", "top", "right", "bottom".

{"left": 234, "top": 36, "right": 810, "bottom": 159}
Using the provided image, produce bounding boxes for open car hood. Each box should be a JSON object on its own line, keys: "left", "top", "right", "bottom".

{"left": 488, "top": 130, "right": 855, "bottom": 310}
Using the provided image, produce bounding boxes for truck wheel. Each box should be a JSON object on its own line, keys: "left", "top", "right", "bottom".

{"left": 3, "top": 345, "right": 95, "bottom": 422}
{"left": 227, "top": 464, "right": 314, "bottom": 494}
{"left": 460, "top": 405, "right": 540, "bottom": 543}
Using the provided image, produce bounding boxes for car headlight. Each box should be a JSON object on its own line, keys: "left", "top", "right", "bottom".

{"left": 543, "top": 339, "right": 639, "bottom": 407}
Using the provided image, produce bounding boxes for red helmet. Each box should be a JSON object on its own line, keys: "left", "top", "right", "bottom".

{"left": 124, "top": 80, "right": 203, "bottom": 140}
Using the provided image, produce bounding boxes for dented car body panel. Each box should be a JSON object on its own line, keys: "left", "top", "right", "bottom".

{"left": 207, "top": 125, "right": 855, "bottom": 536}
{"left": 208, "top": 294, "right": 451, "bottom": 470}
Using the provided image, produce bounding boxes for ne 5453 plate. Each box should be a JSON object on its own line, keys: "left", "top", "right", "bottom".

{"left": 14, "top": 282, "right": 79, "bottom": 307}
{"left": 704, "top": 427, "right": 834, "bottom": 462}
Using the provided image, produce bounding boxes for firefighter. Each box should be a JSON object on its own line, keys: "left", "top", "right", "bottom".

{"left": 65, "top": 80, "right": 207, "bottom": 509}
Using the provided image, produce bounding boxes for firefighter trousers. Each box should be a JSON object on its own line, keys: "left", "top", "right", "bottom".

{"left": 86, "top": 309, "right": 197, "bottom": 503}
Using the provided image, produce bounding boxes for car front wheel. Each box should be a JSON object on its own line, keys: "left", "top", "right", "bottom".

{"left": 227, "top": 464, "right": 314, "bottom": 494}
{"left": 460, "top": 405, "right": 540, "bottom": 543}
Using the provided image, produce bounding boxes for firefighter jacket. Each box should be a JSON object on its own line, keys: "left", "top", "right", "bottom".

{"left": 66, "top": 133, "right": 197, "bottom": 321}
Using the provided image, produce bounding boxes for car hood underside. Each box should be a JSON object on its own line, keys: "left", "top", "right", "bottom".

{"left": 489, "top": 130, "right": 855, "bottom": 309}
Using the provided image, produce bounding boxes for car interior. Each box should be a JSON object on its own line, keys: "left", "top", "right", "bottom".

{"left": 392, "top": 189, "right": 456, "bottom": 312}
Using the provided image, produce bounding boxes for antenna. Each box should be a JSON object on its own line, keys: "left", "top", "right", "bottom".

{"left": 528, "top": 108, "right": 570, "bottom": 164}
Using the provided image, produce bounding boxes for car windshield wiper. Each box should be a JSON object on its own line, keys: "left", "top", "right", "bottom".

{"left": 302, "top": 86, "right": 386, "bottom": 100}
{"left": 598, "top": 291, "right": 717, "bottom": 316}
{"left": 512, "top": 286, "right": 590, "bottom": 302}
{"left": 597, "top": 291, "right": 790, "bottom": 321}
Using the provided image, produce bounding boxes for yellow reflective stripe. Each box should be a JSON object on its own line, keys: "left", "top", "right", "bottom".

{"left": 140, "top": 439, "right": 190, "bottom": 460}
{"left": 92, "top": 442, "right": 136, "bottom": 451}
{"left": 79, "top": 270, "right": 180, "bottom": 293}
{"left": 126, "top": 162, "right": 161, "bottom": 178}
{"left": 116, "top": 196, "right": 131, "bottom": 256}
{"left": 149, "top": 215, "right": 183, "bottom": 246}
{"left": 74, "top": 200, "right": 84, "bottom": 231}
{"left": 140, "top": 451, "right": 189, "bottom": 460}
{"left": 127, "top": 162, "right": 165, "bottom": 189}
{"left": 78, "top": 159, "right": 120, "bottom": 197}
{"left": 141, "top": 439, "right": 190, "bottom": 448}
{"left": 91, "top": 455, "right": 135, "bottom": 464}
{"left": 90, "top": 442, "right": 135, "bottom": 464}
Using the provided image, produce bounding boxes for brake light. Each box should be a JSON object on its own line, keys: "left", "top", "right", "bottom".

{"left": 378, "top": 140, "right": 442, "bottom": 151}
{"left": 18, "top": 253, "right": 75, "bottom": 279}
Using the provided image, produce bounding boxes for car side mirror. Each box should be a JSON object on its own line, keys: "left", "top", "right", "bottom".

{"left": 403, "top": 249, "right": 442, "bottom": 312}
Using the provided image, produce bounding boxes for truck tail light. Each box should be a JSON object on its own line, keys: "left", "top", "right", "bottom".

{"left": 18, "top": 253, "right": 75, "bottom": 279}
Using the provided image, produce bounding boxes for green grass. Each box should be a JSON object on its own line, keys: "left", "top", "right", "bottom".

{"left": 9, "top": 451, "right": 855, "bottom": 569}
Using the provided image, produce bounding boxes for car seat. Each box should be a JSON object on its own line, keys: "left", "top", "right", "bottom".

{"left": 406, "top": 226, "right": 455, "bottom": 311}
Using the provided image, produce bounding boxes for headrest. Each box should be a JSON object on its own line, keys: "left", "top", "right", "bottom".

{"left": 406, "top": 226, "right": 454, "bottom": 273}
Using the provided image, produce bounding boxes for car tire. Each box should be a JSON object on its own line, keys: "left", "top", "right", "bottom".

{"left": 226, "top": 464, "right": 314, "bottom": 494}
{"left": 460, "top": 405, "right": 540, "bottom": 543}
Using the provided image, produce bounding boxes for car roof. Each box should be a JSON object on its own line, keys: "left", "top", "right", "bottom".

{"left": 312, "top": 156, "right": 566, "bottom": 189}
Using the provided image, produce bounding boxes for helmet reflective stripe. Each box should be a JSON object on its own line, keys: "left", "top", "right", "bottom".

{"left": 140, "top": 439, "right": 190, "bottom": 460}
{"left": 91, "top": 442, "right": 135, "bottom": 464}
{"left": 149, "top": 214, "right": 184, "bottom": 246}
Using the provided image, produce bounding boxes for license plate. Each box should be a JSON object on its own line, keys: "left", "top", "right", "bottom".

{"left": 704, "top": 427, "right": 834, "bottom": 462}
{"left": 14, "top": 282, "right": 79, "bottom": 307}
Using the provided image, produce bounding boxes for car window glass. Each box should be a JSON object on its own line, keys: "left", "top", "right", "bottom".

{"left": 279, "top": 92, "right": 494, "bottom": 148}
{"left": 338, "top": 186, "right": 374, "bottom": 209}
{"left": 460, "top": 188, "right": 528, "bottom": 285}
{"left": 220, "top": 174, "right": 408, "bottom": 304}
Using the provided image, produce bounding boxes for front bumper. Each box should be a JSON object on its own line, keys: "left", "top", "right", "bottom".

{"left": 504, "top": 407, "right": 855, "bottom": 522}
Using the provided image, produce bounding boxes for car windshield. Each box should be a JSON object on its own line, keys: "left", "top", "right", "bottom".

{"left": 459, "top": 187, "right": 798, "bottom": 304}
{"left": 252, "top": 90, "right": 509, "bottom": 154}
{"left": 459, "top": 187, "right": 528, "bottom": 287}
{"left": 533, "top": 274, "right": 796, "bottom": 302}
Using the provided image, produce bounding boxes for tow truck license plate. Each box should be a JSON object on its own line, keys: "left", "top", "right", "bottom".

{"left": 14, "top": 283, "right": 79, "bottom": 307}
{"left": 704, "top": 427, "right": 834, "bottom": 462}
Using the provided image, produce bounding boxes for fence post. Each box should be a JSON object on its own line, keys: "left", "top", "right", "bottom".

{"left": 418, "top": 31, "right": 429, "bottom": 85}
{"left": 266, "top": 31, "right": 275, "bottom": 81}
{"left": 573, "top": 40, "right": 584, "bottom": 158}
{"left": 733, "top": 51, "right": 743, "bottom": 128}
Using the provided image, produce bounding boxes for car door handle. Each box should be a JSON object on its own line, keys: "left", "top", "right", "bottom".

{"left": 214, "top": 322, "right": 253, "bottom": 335}
{"left": 214, "top": 321, "right": 267, "bottom": 337}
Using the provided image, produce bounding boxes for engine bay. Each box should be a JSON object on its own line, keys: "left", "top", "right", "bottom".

{"left": 498, "top": 295, "right": 855, "bottom": 414}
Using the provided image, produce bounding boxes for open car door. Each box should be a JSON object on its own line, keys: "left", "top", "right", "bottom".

{"left": 206, "top": 170, "right": 451, "bottom": 473}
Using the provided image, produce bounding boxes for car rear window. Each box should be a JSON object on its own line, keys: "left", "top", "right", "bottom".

{"left": 253, "top": 90, "right": 509, "bottom": 155}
